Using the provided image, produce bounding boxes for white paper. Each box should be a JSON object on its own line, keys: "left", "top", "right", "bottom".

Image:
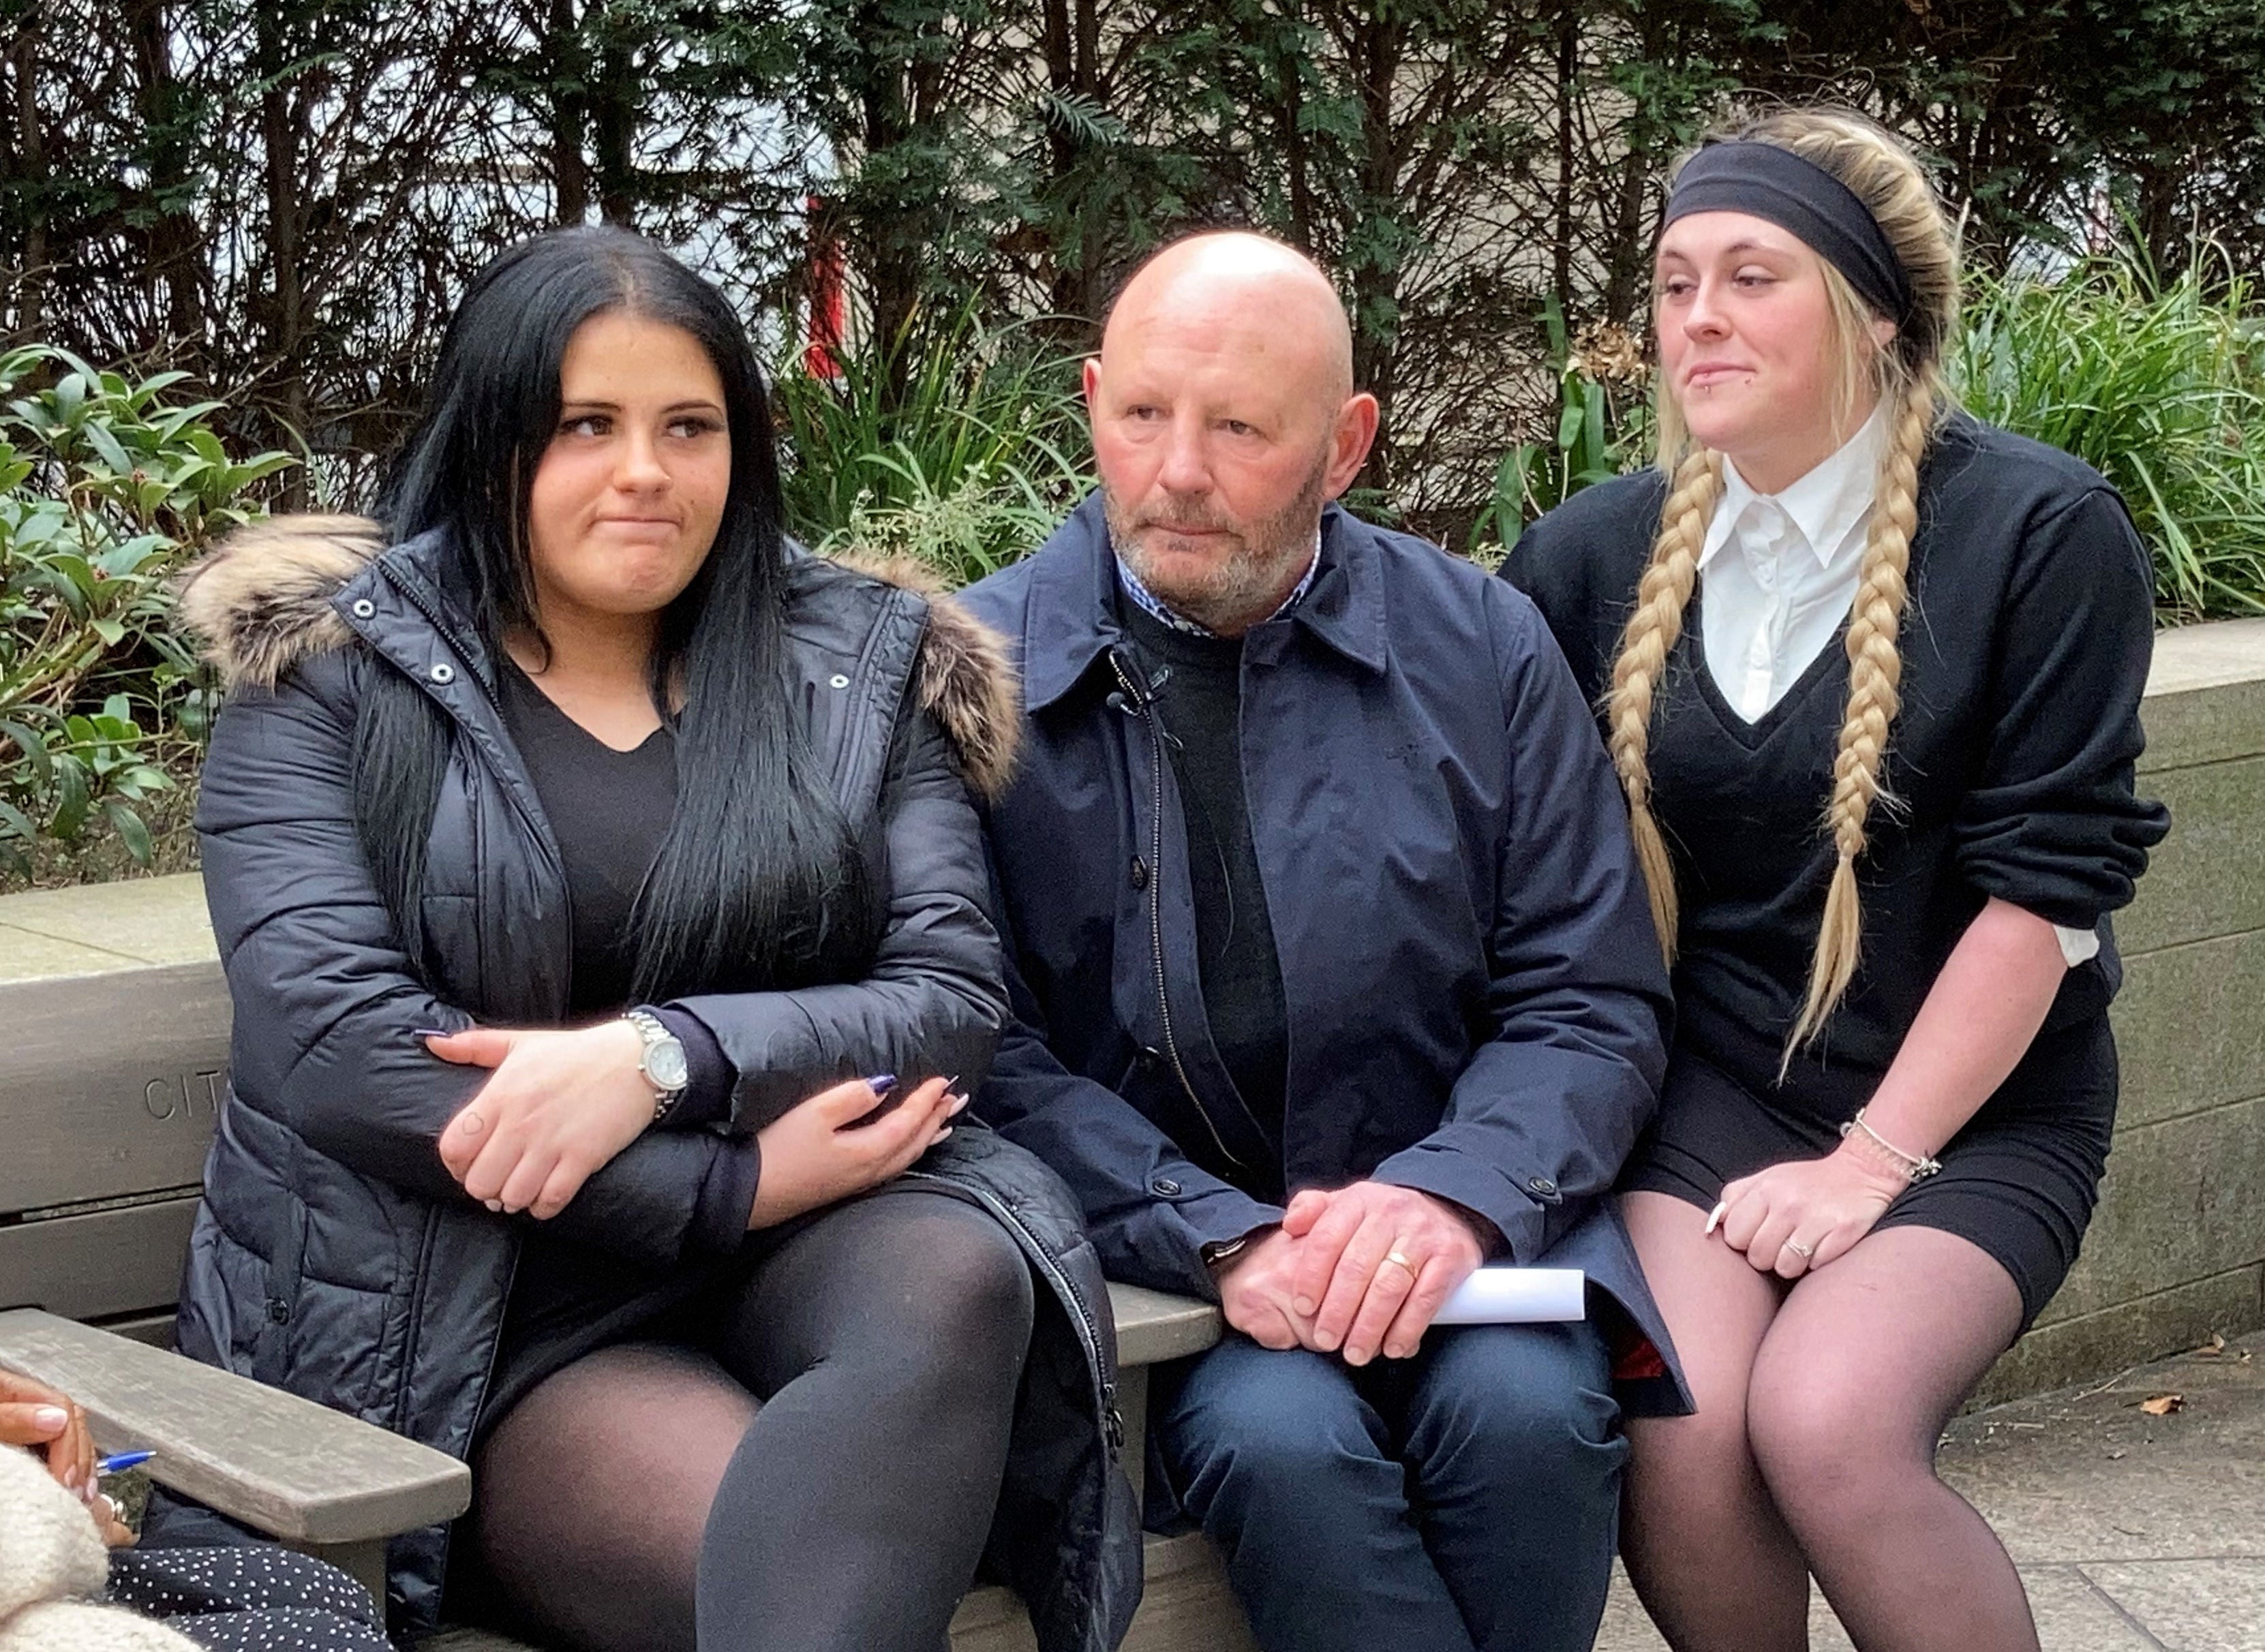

{"left": 1431, "top": 1266, "right": 1585, "bottom": 1325}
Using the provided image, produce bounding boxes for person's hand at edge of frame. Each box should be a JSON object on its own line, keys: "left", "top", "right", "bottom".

{"left": 1, "top": 1371, "right": 137, "bottom": 1546}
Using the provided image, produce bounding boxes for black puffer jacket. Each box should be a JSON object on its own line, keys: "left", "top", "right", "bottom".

{"left": 172, "top": 518, "right": 1140, "bottom": 1648}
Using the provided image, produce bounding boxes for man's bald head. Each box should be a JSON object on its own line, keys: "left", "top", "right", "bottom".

{"left": 1083, "top": 230, "right": 1378, "bottom": 637}
{"left": 1102, "top": 232, "right": 1355, "bottom": 406}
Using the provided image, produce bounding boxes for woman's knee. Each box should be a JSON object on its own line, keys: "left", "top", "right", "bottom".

{"left": 1624, "top": 1403, "right": 1760, "bottom": 1513}
{"left": 1744, "top": 1351, "right": 1930, "bottom": 1522}
{"left": 882, "top": 1199, "right": 1037, "bottom": 1366}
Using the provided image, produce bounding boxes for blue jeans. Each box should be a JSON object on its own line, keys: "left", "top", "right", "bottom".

{"left": 1155, "top": 1321, "right": 1625, "bottom": 1652}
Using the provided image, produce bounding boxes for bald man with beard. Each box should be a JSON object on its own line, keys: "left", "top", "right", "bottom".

{"left": 962, "top": 232, "right": 1688, "bottom": 1652}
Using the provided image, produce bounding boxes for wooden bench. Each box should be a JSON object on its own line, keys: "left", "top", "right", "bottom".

{"left": 0, "top": 874, "right": 1254, "bottom": 1651}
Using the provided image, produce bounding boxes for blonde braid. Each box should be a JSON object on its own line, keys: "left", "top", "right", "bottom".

{"left": 1607, "top": 447, "right": 1722, "bottom": 959}
{"left": 1782, "top": 363, "right": 1942, "bottom": 1063}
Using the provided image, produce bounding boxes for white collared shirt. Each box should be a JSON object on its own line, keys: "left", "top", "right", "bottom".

{"left": 1698, "top": 401, "right": 1889, "bottom": 725}
{"left": 1696, "top": 405, "right": 2099, "bottom": 968}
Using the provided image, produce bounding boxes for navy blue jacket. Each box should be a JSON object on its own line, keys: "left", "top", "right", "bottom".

{"left": 964, "top": 495, "right": 1690, "bottom": 1407}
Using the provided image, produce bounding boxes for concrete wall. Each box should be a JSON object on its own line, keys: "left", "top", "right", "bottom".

{"left": 4, "top": 617, "right": 2264, "bottom": 1398}
{"left": 1978, "top": 615, "right": 2265, "bottom": 1401}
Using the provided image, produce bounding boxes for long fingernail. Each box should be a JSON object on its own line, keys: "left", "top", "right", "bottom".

{"left": 412, "top": 1028, "right": 451, "bottom": 1039}
{"left": 1704, "top": 1202, "right": 1727, "bottom": 1236}
{"left": 934, "top": 1126, "right": 954, "bottom": 1140}
{"left": 948, "top": 1095, "right": 969, "bottom": 1115}
{"left": 866, "top": 1073, "right": 898, "bottom": 1095}
{"left": 30, "top": 1406, "right": 66, "bottom": 1434}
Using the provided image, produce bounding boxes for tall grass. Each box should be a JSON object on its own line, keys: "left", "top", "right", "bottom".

{"left": 771, "top": 309, "right": 1093, "bottom": 589}
{"left": 1954, "top": 249, "right": 2265, "bottom": 622}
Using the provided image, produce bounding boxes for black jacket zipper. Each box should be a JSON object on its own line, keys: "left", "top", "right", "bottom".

{"left": 391, "top": 1204, "right": 442, "bottom": 1428}
{"left": 369, "top": 561, "right": 581, "bottom": 973}
{"left": 362, "top": 566, "right": 556, "bottom": 1431}
{"left": 1108, "top": 648, "right": 1245, "bottom": 1172}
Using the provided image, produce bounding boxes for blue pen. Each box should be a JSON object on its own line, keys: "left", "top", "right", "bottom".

{"left": 95, "top": 1450, "right": 154, "bottom": 1475}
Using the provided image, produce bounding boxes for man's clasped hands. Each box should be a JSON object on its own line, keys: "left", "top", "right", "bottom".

{"left": 1213, "top": 1182, "right": 1494, "bottom": 1366}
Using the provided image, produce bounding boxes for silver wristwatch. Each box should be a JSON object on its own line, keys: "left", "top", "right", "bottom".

{"left": 624, "top": 1008, "right": 688, "bottom": 1120}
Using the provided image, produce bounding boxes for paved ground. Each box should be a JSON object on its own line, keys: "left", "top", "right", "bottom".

{"left": 1594, "top": 1329, "right": 2265, "bottom": 1651}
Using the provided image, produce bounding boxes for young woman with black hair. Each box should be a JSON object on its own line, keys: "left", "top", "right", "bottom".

{"left": 1509, "top": 111, "right": 2169, "bottom": 1649}
{"left": 166, "top": 227, "right": 1136, "bottom": 1652}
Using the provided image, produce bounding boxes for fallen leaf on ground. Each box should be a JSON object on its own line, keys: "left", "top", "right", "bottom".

{"left": 2138, "top": 1393, "right": 2183, "bottom": 1416}
{"left": 2195, "top": 1333, "right": 2227, "bottom": 1358}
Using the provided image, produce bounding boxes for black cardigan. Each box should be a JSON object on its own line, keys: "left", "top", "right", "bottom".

{"left": 1504, "top": 416, "right": 2170, "bottom": 1110}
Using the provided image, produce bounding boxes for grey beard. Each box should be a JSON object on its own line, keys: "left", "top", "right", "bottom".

{"left": 1102, "top": 457, "right": 1331, "bottom": 637}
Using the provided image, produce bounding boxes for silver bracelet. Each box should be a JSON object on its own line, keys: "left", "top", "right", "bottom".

{"left": 1838, "top": 1107, "right": 1942, "bottom": 1182}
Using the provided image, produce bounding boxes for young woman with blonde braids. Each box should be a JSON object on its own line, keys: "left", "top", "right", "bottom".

{"left": 1508, "top": 109, "right": 2170, "bottom": 1650}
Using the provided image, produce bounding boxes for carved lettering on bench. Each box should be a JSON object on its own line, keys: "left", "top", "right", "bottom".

{"left": 142, "top": 1071, "right": 226, "bottom": 1123}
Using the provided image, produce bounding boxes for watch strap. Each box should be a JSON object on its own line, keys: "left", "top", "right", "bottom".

{"left": 624, "top": 1008, "right": 686, "bottom": 1121}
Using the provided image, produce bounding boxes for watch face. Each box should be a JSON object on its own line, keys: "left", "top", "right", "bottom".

{"left": 646, "top": 1038, "right": 690, "bottom": 1092}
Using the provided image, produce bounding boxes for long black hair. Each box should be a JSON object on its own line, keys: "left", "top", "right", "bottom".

{"left": 358, "top": 225, "right": 876, "bottom": 1000}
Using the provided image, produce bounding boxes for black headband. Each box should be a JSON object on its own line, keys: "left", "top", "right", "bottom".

{"left": 1662, "top": 141, "right": 1913, "bottom": 326}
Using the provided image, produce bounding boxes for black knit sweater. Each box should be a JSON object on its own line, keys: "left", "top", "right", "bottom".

{"left": 1121, "top": 599, "right": 1291, "bottom": 1156}
{"left": 1506, "top": 416, "right": 2170, "bottom": 1110}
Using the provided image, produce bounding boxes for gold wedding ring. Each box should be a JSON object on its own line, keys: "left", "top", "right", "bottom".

{"left": 1381, "top": 1250, "right": 1416, "bottom": 1273}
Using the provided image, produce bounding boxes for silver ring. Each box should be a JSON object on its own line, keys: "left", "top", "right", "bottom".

{"left": 1786, "top": 1240, "right": 1816, "bottom": 1260}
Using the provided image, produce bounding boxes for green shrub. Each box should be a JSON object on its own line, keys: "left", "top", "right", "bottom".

{"left": 1955, "top": 249, "right": 2265, "bottom": 623}
{"left": 1466, "top": 300, "right": 1652, "bottom": 566}
{"left": 772, "top": 309, "right": 1093, "bottom": 589}
{"left": 0, "top": 347, "right": 293, "bottom": 881}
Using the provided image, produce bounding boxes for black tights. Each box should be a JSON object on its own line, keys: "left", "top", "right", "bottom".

{"left": 464, "top": 1190, "right": 1036, "bottom": 1652}
{"left": 1619, "top": 1192, "right": 2036, "bottom": 1652}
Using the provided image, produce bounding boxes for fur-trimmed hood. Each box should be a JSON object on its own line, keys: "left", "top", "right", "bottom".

{"left": 176, "top": 514, "right": 1020, "bottom": 797}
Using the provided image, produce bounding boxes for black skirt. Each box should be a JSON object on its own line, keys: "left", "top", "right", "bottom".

{"left": 1623, "top": 1015, "right": 2118, "bottom": 1328}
